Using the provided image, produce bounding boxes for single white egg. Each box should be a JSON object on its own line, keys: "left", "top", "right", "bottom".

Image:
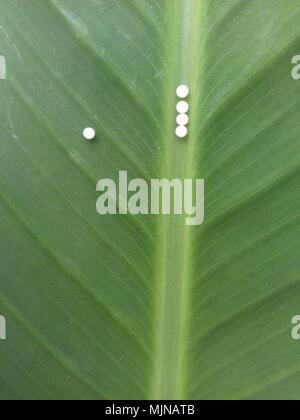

{"left": 176, "top": 113, "right": 189, "bottom": 126}
{"left": 83, "top": 127, "right": 96, "bottom": 140}
{"left": 176, "top": 101, "right": 189, "bottom": 114}
{"left": 176, "top": 85, "right": 189, "bottom": 98}
{"left": 176, "top": 126, "right": 188, "bottom": 138}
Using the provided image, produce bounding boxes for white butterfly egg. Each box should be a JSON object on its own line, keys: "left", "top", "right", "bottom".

{"left": 176, "top": 126, "right": 188, "bottom": 138}
{"left": 176, "top": 101, "right": 189, "bottom": 114}
{"left": 83, "top": 127, "right": 96, "bottom": 140}
{"left": 176, "top": 113, "right": 189, "bottom": 126}
{"left": 176, "top": 85, "right": 189, "bottom": 99}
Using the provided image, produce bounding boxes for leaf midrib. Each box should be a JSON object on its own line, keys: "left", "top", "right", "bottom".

{"left": 150, "top": 0, "right": 206, "bottom": 400}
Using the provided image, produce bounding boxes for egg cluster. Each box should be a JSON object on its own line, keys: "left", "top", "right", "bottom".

{"left": 83, "top": 86, "right": 190, "bottom": 142}
{"left": 175, "top": 85, "right": 189, "bottom": 138}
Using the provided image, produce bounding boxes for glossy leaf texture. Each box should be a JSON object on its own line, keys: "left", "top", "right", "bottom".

{"left": 0, "top": 0, "right": 300, "bottom": 400}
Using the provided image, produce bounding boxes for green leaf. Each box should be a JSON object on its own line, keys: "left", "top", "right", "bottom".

{"left": 0, "top": 0, "right": 300, "bottom": 400}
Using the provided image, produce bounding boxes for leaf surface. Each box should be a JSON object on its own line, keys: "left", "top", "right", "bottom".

{"left": 0, "top": 0, "right": 300, "bottom": 400}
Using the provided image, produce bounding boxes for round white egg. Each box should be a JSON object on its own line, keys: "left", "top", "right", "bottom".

{"left": 176, "top": 85, "right": 189, "bottom": 99}
{"left": 176, "top": 113, "right": 189, "bottom": 126}
{"left": 176, "top": 126, "right": 188, "bottom": 138}
{"left": 83, "top": 127, "right": 96, "bottom": 140}
{"left": 176, "top": 101, "right": 189, "bottom": 114}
